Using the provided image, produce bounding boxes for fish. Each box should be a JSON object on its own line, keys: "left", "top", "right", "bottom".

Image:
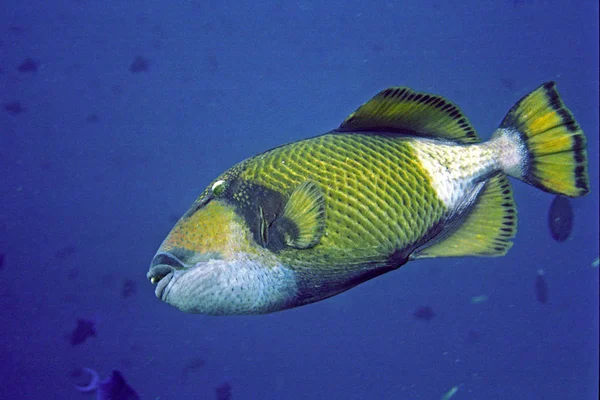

{"left": 121, "top": 279, "right": 137, "bottom": 298}
{"left": 4, "top": 101, "right": 24, "bottom": 115}
{"left": 69, "top": 318, "right": 97, "bottom": 346}
{"left": 216, "top": 382, "right": 232, "bottom": 400}
{"left": 147, "top": 82, "right": 589, "bottom": 315}
{"left": 75, "top": 368, "right": 139, "bottom": 400}
{"left": 548, "top": 195, "right": 573, "bottom": 242}
{"left": 129, "top": 56, "right": 149, "bottom": 73}
{"left": 17, "top": 57, "right": 38, "bottom": 73}
{"left": 413, "top": 306, "right": 435, "bottom": 321}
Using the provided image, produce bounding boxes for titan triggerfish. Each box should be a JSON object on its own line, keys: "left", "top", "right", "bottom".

{"left": 147, "top": 82, "right": 589, "bottom": 315}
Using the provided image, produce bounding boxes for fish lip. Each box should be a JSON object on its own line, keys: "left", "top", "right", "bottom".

{"left": 154, "top": 270, "right": 174, "bottom": 300}
{"left": 147, "top": 264, "right": 177, "bottom": 300}
{"left": 150, "top": 252, "right": 186, "bottom": 269}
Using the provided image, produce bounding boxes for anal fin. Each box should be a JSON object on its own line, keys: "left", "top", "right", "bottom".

{"left": 413, "top": 174, "right": 517, "bottom": 259}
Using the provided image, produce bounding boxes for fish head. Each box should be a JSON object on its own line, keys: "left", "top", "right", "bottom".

{"left": 146, "top": 176, "right": 299, "bottom": 315}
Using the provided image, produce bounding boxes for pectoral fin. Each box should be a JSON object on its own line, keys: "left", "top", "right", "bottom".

{"left": 281, "top": 181, "right": 326, "bottom": 249}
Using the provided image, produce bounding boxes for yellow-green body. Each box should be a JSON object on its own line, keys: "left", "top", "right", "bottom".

{"left": 239, "top": 133, "right": 445, "bottom": 267}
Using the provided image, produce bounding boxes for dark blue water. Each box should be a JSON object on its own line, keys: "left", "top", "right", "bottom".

{"left": 1, "top": 1, "right": 598, "bottom": 399}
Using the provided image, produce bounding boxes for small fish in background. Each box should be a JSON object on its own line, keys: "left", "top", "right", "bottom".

{"left": 216, "top": 382, "right": 232, "bottom": 400}
{"left": 4, "top": 101, "right": 24, "bottom": 115}
{"left": 8, "top": 24, "right": 25, "bottom": 34}
{"left": 129, "top": 56, "right": 149, "bottom": 73}
{"left": 17, "top": 57, "right": 38, "bottom": 73}
{"left": 548, "top": 195, "right": 573, "bottom": 242}
{"left": 121, "top": 279, "right": 137, "bottom": 298}
{"left": 413, "top": 306, "right": 435, "bottom": 321}
{"left": 86, "top": 113, "right": 101, "bottom": 123}
{"left": 535, "top": 269, "right": 548, "bottom": 304}
{"left": 69, "top": 318, "right": 97, "bottom": 346}
{"left": 75, "top": 368, "right": 139, "bottom": 400}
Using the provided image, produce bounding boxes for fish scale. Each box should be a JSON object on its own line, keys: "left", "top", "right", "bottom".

{"left": 240, "top": 133, "right": 446, "bottom": 268}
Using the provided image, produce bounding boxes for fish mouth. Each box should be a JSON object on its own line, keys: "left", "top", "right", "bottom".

{"left": 147, "top": 264, "right": 175, "bottom": 300}
{"left": 148, "top": 252, "right": 186, "bottom": 300}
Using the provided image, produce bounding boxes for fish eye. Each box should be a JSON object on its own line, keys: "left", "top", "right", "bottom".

{"left": 211, "top": 180, "right": 227, "bottom": 197}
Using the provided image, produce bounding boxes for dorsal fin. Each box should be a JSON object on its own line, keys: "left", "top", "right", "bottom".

{"left": 281, "top": 181, "right": 326, "bottom": 249}
{"left": 337, "top": 87, "right": 480, "bottom": 144}
{"left": 411, "top": 174, "right": 517, "bottom": 259}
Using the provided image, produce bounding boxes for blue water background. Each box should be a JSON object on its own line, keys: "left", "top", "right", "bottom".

{"left": 1, "top": 1, "right": 598, "bottom": 399}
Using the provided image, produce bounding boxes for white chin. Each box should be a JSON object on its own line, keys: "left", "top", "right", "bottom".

{"left": 163, "top": 258, "right": 299, "bottom": 315}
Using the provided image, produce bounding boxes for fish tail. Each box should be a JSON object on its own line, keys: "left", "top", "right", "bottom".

{"left": 491, "top": 81, "right": 589, "bottom": 197}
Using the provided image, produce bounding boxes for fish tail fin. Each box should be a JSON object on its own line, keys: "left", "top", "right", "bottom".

{"left": 491, "top": 81, "right": 589, "bottom": 197}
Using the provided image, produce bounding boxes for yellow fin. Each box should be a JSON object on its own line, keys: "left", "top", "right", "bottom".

{"left": 496, "top": 81, "right": 589, "bottom": 197}
{"left": 338, "top": 87, "right": 480, "bottom": 144}
{"left": 282, "top": 181, "right": 326, "bottom": 249}
{"left": 413, "top": 174, "right": 517, "bottom": 259}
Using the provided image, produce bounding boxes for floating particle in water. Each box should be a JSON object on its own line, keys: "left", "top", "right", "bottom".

{"left": 440, "top": 384, "right": 460, "bottom": 400}
{"left": 548, "top": 195, "right": 573, "bottom": 242}
{"left": 470, "top": 294, "right": 488, "bottom": 304}
{"left": 535, "top": 269, "right": 548, "bottom": 304}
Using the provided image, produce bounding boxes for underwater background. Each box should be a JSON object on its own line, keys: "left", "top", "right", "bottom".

{"left": 1, "top": 1, "right": 598, "bottom": 399}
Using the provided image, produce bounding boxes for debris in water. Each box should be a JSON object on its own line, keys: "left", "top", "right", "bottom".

{"left": 535, "top": 269, "right": 548, "bottom": 304}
